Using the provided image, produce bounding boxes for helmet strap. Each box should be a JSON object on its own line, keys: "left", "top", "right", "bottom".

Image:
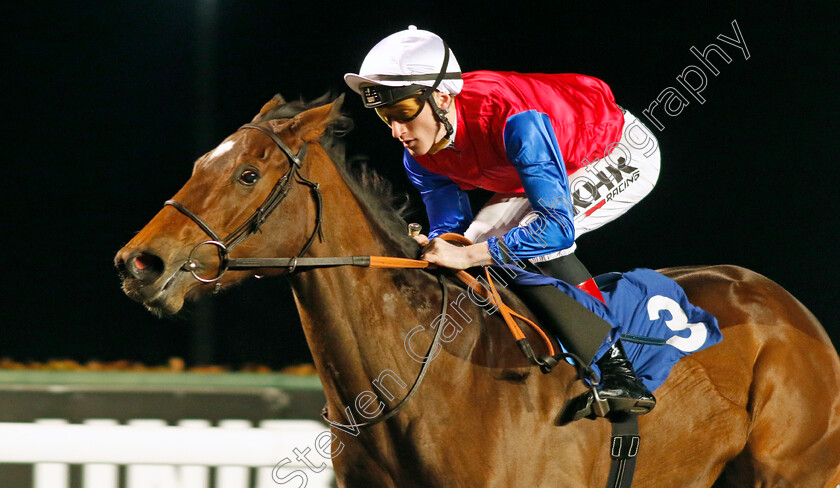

{"left": 422, "top": 41, "right": 455, "bottom": 153}
{"left": 427, "top": 96, "right": 454, "bottom": 142}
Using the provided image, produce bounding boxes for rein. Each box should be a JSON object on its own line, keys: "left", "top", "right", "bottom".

{"left": 320, "top": 273, "right": 449, "bottom": 431}
{"left": 224, "top": 241, "right": 565, "bottom": 373}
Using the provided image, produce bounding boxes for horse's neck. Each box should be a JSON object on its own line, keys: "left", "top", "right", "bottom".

{"left": 282, "top": 155, "right": 593, "bottom": 481}
{"left": 287, "top": 157, "right": 436, "bottom": 413}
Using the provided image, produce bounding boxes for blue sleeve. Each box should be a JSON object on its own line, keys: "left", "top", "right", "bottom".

{"left": 486, "top": 110, "right": 575, "bottom": 264}
{"left": 403, "top": 151, "right": 473, "bottom": 239}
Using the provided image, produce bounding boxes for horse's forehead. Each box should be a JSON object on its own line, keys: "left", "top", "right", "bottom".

{"left": 209, "top": 140, "right": 235, "bottom": 160}
{"left": 194, "top": 135, "right": 248, "bottom": 172}
{"left": 193, "top": 123, "right": 291, "bottom": 174}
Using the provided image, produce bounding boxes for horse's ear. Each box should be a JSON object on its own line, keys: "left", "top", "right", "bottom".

{"left": 289, "top": 94, "right": 346, "bottom": 142}
{"left": 252, "top": 94, "right": 286, "bottom": 122}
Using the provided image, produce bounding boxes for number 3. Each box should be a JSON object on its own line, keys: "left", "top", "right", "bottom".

{"left": 646, "top": 295, "right": 708, "bottom": 353}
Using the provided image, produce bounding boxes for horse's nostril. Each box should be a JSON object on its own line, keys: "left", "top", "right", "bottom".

{"left": 128, "top": 251, "right": 165, "bottom": 281}
{"left": 115, "top": 257, "right": 130, "bottom": 280}
{"left": 134, "top": 255, "right": 151, "bottom": 270}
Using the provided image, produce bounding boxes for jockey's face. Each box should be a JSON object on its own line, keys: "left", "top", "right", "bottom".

{"left": 386, "top": 91, "right": 452, "bottom": 157}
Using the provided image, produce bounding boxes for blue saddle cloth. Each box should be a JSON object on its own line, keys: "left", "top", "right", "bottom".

{"left": 497, "top": 266, "right": 722, "bottom": 392}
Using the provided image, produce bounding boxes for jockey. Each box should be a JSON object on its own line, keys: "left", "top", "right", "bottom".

{"left": 345, "top": 26, "right": 661, "bottom": 418}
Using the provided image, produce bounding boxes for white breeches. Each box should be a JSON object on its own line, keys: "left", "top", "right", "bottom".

{"left": 464, "top": 110, "right": 661, "bottom": 263}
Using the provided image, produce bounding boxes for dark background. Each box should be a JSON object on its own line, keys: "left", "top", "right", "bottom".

{"left": 3, "top": 2, "right": 837, "bottom": 369}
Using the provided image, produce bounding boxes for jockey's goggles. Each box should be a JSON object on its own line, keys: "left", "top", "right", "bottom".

{"left": 359, "top": 40, "right": 461, "bottom": 127}
{"left": 363, "top": 86, "right": 428, "bottom": 125}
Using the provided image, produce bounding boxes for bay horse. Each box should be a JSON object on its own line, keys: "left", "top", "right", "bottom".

{"left": 114, "top": 94, "right": 840, "bottom": 487}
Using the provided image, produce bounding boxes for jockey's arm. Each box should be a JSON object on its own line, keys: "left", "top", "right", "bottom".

{"left": 486, "top": 110, "right": 576, "bottom": 265}
{"left": 403, "top": 151, "right": 473, "bottom": 239}
{"left": 404, "top": 152, "right": 492, "bottom": 268}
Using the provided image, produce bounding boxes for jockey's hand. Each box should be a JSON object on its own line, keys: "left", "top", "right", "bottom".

{"left": 412, "top": 234, "right": 430, "bottom": 247}
{"left": 417, "top": 237, "right": 493, "bottom": 270}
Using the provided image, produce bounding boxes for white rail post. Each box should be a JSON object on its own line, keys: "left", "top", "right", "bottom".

{"left": 34, "top": 419, "right": 69, "bottom": 488}
{"left": 82, "top": 419, "right": 119, "bottom": 488}
{"left": 215, "top": 420, "right": 252, "bottom": 488}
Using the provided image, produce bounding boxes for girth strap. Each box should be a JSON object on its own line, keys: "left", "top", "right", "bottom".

{"left": 606, "top": 415, "right": 641, "bottom": 488}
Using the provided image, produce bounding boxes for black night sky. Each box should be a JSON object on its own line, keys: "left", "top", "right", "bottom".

{"left": 3, "top": 2, "right": 837, "bottom": 369}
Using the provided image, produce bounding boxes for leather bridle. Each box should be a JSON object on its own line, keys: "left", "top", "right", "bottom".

{"left": 164, "top": 123, "right": 323, "bottom": 283}
{"left": 162, "top": 122, "right": 449, "bottom": 431}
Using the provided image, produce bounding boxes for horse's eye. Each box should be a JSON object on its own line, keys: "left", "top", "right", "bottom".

{"left": 239, "top": 169, "right": 260, "bottom": 186}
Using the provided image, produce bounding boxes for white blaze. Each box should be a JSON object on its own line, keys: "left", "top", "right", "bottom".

{"left": 209, "top": 140, "right": 235, "bottom": 160}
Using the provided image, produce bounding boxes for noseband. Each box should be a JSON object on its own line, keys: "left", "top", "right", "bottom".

{"left": 164, "top": 123, "right": 323, "bottom": 283}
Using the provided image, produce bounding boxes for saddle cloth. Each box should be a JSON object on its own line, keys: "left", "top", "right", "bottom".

{"left": 498, "top": 266, "right": 722, "bottom": 391}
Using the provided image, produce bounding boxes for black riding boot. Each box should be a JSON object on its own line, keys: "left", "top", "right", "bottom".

{"left": 570, "top": 340, "right": 656, "bottom": 420}
{"left": 520, "top": 253, "right": 656, "bottom": 419}
{"left": 515, "top": 253, "right": 612, "bottom": 366}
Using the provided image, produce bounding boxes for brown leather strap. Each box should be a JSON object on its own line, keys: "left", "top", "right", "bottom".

{"left": 227, "top": 233, "right": 557, "bottom": 365}
{"left": 451, "top": 268, "right": 557, "bottom": 358}
{"left": 321, "top": 274, "right": 448, "bottom": 431}
{"left": 369, "top": 256, "right": 430, "bottom": 268}
{"left": 227, "top": 256, "right": 371, "bottom": 271}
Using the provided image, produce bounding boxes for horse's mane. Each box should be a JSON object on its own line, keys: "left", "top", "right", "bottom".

{"left": 254, "top": 93, "right": 417, "bottom": 258}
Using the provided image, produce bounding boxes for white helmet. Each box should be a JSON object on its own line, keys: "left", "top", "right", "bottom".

{"left": 344, "top": 26, "right": 463, "bottom": 106}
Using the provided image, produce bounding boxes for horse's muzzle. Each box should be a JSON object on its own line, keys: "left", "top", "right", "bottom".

{"left": 116, "top": 250, "right": 166, "bottom": 284}
{"left": 114, "top": 249, "right": 189, "bottom": 315}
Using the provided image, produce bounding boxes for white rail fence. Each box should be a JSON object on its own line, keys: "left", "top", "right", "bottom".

{"left": 0, "top": 418, "right": 335, "bottom": 488}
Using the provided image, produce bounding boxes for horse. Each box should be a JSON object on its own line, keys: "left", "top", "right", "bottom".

{"left": 114, "top": 94, "right": 840, "bottom": 487}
